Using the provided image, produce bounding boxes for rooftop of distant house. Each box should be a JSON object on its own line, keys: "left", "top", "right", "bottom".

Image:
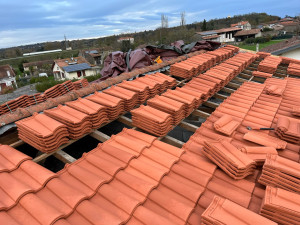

{"left": 234, "top": 29, "right": 261, "bottom": 37}
{"left": 23, "top": 59, "right": 54, "bottom": 68}
{"left": 0, "top": 65, "right": 15, "bottom": 79}
{"left": 81, "top": 48, "right": 101, "bottom": 57}
{"left": 231, "top": 21, "right": 249, "bottom": 27}
{"left": 260, "top": 36, "right": 300, "bottom": 54}
{"left": 54, "top": 56, "right": 91, "bottom": 68}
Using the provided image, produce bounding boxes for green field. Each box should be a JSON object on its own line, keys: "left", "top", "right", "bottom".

{"left": 237, "top": 39, "right": 286, "bottom": 51}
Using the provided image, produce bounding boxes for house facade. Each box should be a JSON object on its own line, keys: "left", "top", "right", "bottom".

{"left": 0, "top": 65, "right": 17, "bottom": 92}
{"left": 117, "top": 37, "right": 134, "bottom": 44}
{"left": 79, "top": 49, "right": 102, "bottom": 65}
{"left": 53, "top": 57, "right": 96, "bottom": 80}
{"left": 231, "top": 21, "right": 251, "bottom": 30}
{"left": 234, "top": 29, "right": 262, "bottom": 42}
{"left": 196, "top": 27, "right": 242, "bottom": 43}
{"left": 23, "top": 60, "right": 54, "bottom": 74}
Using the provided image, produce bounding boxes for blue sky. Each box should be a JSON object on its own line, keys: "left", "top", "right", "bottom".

{"left": 0, "top": 0, "right": 299, "bottom": 48}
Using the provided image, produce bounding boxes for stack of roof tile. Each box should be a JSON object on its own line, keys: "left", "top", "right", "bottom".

{"left": 258, "top": 154, "right": 300, "bottom": 192}
{"left": 203, "top": 140, "right": 256, "bottom": 179}
{"left": 65, "top": 97, "right": 108, "bottom": 129}
{"left": 44, "top": 84, "right": 62, "bottom": 99}
{"left": 287, "top": 63, "right": 300, "bottom": 76}
{"left": 170, "top": 61, "right": 196, "bottom": 78}
{"left": 103, "top": 86, "right": 138, "bottom": 111}
{"left": 201, "top": 196, "right": 277, "bottom": 225}
{"left": 131, "top": 105, "right": 173, "bottom": 136}
{"left": 15, "top": 113, "right": 69, "bottom": 152}
{"left": 73, "top": 78, "right": 89, "bottom": 89}
{"left": 239, "top": 146, "right": 278, "bottom": 166}
{"left": 147, "top": 95, "right": 185, "bottom": 125}
{"left": 117, "top": 80, "right": 150, "bottom": 104}
{"left": 142, "top": 73, "right": 168, "bottom": 92}
{"left": 162, "top": 88, "right": 197, "bottom": 117}
{"left": 214, "top": 114, "right": 240, "bottom": 136}
{"left": 26, "top": 93, "right": 46, "bottom": 106}
{"left": 275, "top": 116, "right": 300, "bottom": 144}
{"left": 86, "top": 92, "right": 125, "bottom": 120}
{"left": 183, "top": 78, "right": 213, "bottom": 101}
{"left": 265, "top": 85, "right": 284, "bottom": 96}
{"left": 44, "top": 105, "right": 92, "bottom": 139}
{"left": 152, "top": 72, "right": 177, "bottom": 89}
{"left": 252, "top": 71, "right": 273, "bottom": 78}
{"left": 135, "top": 76, "right": 160, "bottom": 98}
{"left": 257, "top": 51, "right": 271, "bottom": 59}
{"left": 260, "top": 186, "right": 300, "bottom": 225}
{"left": 258, "top": 56, "right": 282, "bottom": 74}
{"left": 1, "top": 95, "right": 29, "bottom": 114}
{"left": 59, "top": 80, "right": 75, "bottom": 95}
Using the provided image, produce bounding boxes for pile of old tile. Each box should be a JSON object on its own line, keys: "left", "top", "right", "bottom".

{"left": 252, "top": 71, "right": 273, "bottom": 78}
{"left": 203, "top": 140, "right": 256, "bottom": 179}
{"left": 16, "top": 113, "right": 69, "bottom": 152}
{"left": 258, "top": 56, "right": 282, "bottom": 74}
{"left": 117, "top": 80, "right": 150, "bottom": 104}
{"left": 275, "top": 116, "right": 300, "bottom": 144}
{"left": 287, "top": 62, "right": 300, "bottom": 76}
{"left": 239, "top": 146, "right": 278, "bottom": 166}
{"left": 147, "top": 95, "right": 185, "bottom": 125}
{"left": 131, "top": 105, "right": 173, "bottom": 136}
{"left": 265, "top": 85, "right": 284, "bottom": 96}
{"left": 44, "top": 105, "right": 92, "bottom": 139}
{"left": 244, "top": 130, "right": 287, "bottom": 149}
{"left": 103, "top": 86, "right": 138, "bottom": 111}
{"left": 201, "top": 196, "right": 277, "bottom": 225}
{"left": 59, "top": 80, "right": 75, "bottom": 95}
{"left": 65, "top": 97, "right": 108, "bottom": 129}
{"left": 214, "top": 114, "right": 240, "bottom": 136}
{"left": 86, "top": 92, "right": 125, "bottom": 120}
{"left": 260, "top": 186, "right": 300, "bottom": 225}
{"left": 258, "top": 154, "right": 300, "bottom": 193}
{"left": 73, "top": 78, "right": 89, "bottom": 89}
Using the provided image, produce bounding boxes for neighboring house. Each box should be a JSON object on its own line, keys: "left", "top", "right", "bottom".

{"left": 0, "top": 65, "right": 17, "bottom": 92}
{"left": 279, "top": 20, "right": 300, "bottom": 33}
{"left": 79, "top": 49, "right": 102, "bottom": 65}
{"left": 234, "top": 29, "right": 262, "bottom": 42}
{"left": 196, "top": 27, "right": 242, "bottom": 43}
{"left": 117, "top": 37, "right": 134, "bottom": 44}
{"left": 231, "top": 21, "right": 251, "bottom": 30}
{"left": 260, "top": 36, "right": 300, "bottom": 60}
{"left": 52, "top": 57, "right": 96, "bottom": 80}
{"left": 23, "top": 60, "right": 54, "bottom": 73}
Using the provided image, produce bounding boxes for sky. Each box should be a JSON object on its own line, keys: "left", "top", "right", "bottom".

{"left": 0, "top": 0, "right": 299, "bottom": 49}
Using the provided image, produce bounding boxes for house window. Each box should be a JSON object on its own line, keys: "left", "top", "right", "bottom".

{"left": 225, "top": 33, "right": 228, "bottom": 38}
{"left": 82, "top": 70, "right": 86, "bottom": 77}
{"left": 62, "top": 73, "right": 65, "bottom": 78}
{"left": 77, "top": 71, "right": 81, "bottom": 77}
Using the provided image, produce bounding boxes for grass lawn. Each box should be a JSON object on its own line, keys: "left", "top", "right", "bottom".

{"left": 236, "top": 39, "right": 286, "bottom": 51}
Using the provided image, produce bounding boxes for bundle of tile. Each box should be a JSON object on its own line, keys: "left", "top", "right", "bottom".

{"left": 86, "top": 92, "right": 125, "bottom": 120}
{"left": 183, "top": 79, "right": 213, "bottom": 100}
{"left": 178, "top": 87, "right": 205, "bottom": 107}
{"left": 117, "top": 80, "right": 150, "bottom": 104}
{"left": 65, "top": 98, "right": 108, "bottom": 129}
{"left": 258, "top": 154, "right": 300, "bottom": 193}
{"left": 162, "top": 88, "right": 197, "bottom": 117}
{"left": 201, "top": 196, "right": 277, "bottom": 225}
{"left": 260, "top": 186, "right": 300, "bottom": 225}
{"left": 147, "top": 95, "right": 185, "bottom": 125}
{"left": 131, "top": 105, "right": 173, "bottom": 136}
{"left": 292, "top": 106, "right": 300, "bottom": 116}
{"left": 44, "top": 84, "right": 62, "bottom": 99}
{"left": 287, "top": 63, "right": 300, "bottom": 76}
{"left": 243, "top": 130, "right": 287, "bottom": 149}
{"left": 26, "top": 93, "right": 46, "bottom": 106}
{"left": 213, "top": 114, "right": 240, "bottom": 136}
{"left": 16, "top": 113, "right": 69, "bottom": 153}
{"left": 258, "top": 56, "right": 282, "bottom": 74}
{"left": 252, "top": 71, "right": 273, "bottom": 78}
{"left": 59, "top": 80, "right": 75, "bottom": 95}
{"left": 103, "top": 86, "right": 138, "bottom": 111}
{"left": 275, "top": 116, "right": 300, "bottom": 144}
{"left": 153, "top": 72, "right": 177, "bottom": 89}
{"left": 265, "top": 85, "right": 284, "bottom": 96}
{"left": 170, "top": 61, "right": 196, "bottom": 78}
{"left": 73, "top": 78, "right": 89, "bottom": 89}
{"left": 257, "top": 52, "right": 271, "bottom": 59}
{"left": 44, "top": 105, "right": 92, "bottom": 139}
{"left": 239, "top": 146, "right": 278, "bottom": 166}
{"left": 135, "top": 77, "right": 160, "bottom": 97}
{"left": 1, "top": 95, "right": 29, "bottom": 114}
{"left": 203, "top": 140, "right": 256, "bottom": 179}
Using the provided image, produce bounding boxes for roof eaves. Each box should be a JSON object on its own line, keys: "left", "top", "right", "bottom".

{"left": 272, "top": 43, "right": 300, "bottom": 55}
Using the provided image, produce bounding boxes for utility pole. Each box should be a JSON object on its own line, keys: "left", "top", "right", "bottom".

{"left": 64, "top": 34, "right": 68, "bottom": 50}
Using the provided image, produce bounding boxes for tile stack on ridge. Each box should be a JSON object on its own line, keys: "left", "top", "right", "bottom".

{"left": 65, "top": 97, "right": 108, "bottom": 129}
{"left": 1, "top": 95, "right": 29, "bottom": 114}
{"left": 258, "top": 56, "right": 282, "bottom": 74}
{"left": 201, "top": 196, "right": 277, "bottom": 225}
{"left": 26, "top": 93, "right": 46, "bottom": 106}
{"left": 252, "top": 71, "right": 273, "bottom": 78}
{"left": 287, "top": 62, "right": 300, "bottom": 77}
{"left": 117, "top": 80, "right": 150, "bottom": 104}
{"left": 203, "top": 140, "right": 256, "bottom": 179}
{"left": 275, "top": 116, "right": 300, "bottom": 144}
{"left": 131, "top": 105, "right": 173, "bottom": 136}
{"left": 103, "top": 86, "right": 138, "bottom": 112}
{"left": 73, "top": 78, "right": 89, "bottom": 89}
{"left": 259, "top": 154, "right": 300, "bottom": 193}
{"left": 59, "top": 80, "right": 75, "bottom": 95}
{"left": 86, "top": 91, "right": 125, "bottom": 120}
{"left": 15, "top": 113, "right": 69, "bottom": 153}
{"left": 44, "top": 104, "right": 92, "bottom": 139}
{"left": 260, "top": 186, "right": 300, "bottom": 225}
{"left": 44, "top": 83, "right": 63, "bottom": 99}
{"left": 147, "top": 95, "right": 186, "bottom": 125}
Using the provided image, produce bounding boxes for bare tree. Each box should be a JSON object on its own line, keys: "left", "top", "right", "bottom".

{"left": 180, "top": 11, "right": 186, "bottom": 26}
{"left": 161, "top": 14, "right": 169, "bottom": 28}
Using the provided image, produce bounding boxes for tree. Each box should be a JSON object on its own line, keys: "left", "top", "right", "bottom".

{"left": 18, "top": 59, "right": 28, "bottom": 73}
{"left": 161, "top": 14, "right": 168, "bottom": 28}
{"left": 180, "top": 11, "right": 186, "bottom": 26}
{"left": 201, "top": 19, "right": 207, "bottom": 31}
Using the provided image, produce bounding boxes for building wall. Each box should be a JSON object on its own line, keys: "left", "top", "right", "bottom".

{"left": 0, "top": 77, "right": 17, "bottom": 91}
{"left": 278, "top": 48, "right": 300, "bottom": 60}
{"left": 65, "top": 69, "right": 96, "bottom": 80}
{"left": 255, "top": 32, "right": 262, "bottom": 38}
{"left": 219, "top": 32, "right": 235, "bottom": 43}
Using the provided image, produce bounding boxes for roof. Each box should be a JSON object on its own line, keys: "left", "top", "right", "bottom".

{"left": 23, "top": 59, "right": 54, "bottom": 68}
{"left": 197, "top": 31, "right": 218, "bottom": 36}
{"left": 62, "top": 63, "right": 92, "bottom": 73}
{"left": 81, "top": 48, "right": 101, "bottom": 57}
{"left": 215, "top": 27, "right": 242, "bottom": 33}
{"left": 0, "top": 64, "right": 15, "bottom": 79}
{"left": 202, "top": 35, "right": 220, "bottom": 40}
{"left": 260, "top": 36, "right": 300, "bottom": 54}
{"left": 54, "top": 56, "right": 90, "bottom": 68}
{"left": 280, "top": 21, "right": 300, "bottom": 26}
{"left": 234, "top": 29, "right": 261, "bottom": 37}
{"left": 118, "top": 37, "right": 134, "bottom": 40}
{"left": 231, "top": 21, "right": 249, "bottom": 27}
